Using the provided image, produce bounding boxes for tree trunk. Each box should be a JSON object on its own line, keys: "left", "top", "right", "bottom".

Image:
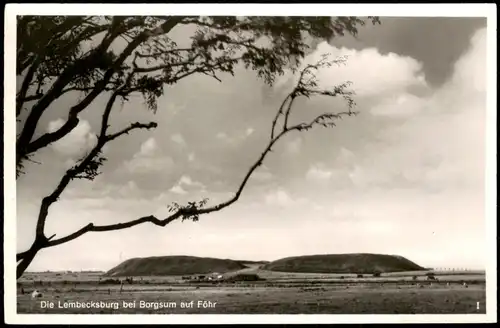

{"left": 17, "top": 247, "right": 40, "bottom": 279}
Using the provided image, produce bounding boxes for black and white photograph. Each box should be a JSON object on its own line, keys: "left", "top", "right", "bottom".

{"left": 4, "top": 3, "right": 497, "bottom": 324}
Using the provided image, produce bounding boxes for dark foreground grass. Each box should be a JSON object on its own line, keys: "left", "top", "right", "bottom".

{"left": 17, "top": 284, "right": 486, "bottom": 314}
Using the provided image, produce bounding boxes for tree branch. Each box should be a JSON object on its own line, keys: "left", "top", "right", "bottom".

{"left": 16, "top": 17, "right": 90, "bottom": 115}
{"left": 16, "top": 17, "right": 185, "bottom": 170}
{"left": 16, "top": 26, "right": 364, "bottom": 269}
{"left": 105, "top": 122, "right": 158, "bottom": 142}
{"left": 38, "top": 63, "right": 351, "bottom": 247}
{"left": 27, "top": 74, "right": 157, "bottom": 245}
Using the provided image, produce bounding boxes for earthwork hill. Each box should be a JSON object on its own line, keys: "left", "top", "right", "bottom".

{"left": 106, "top": 253, "right": 425, "bottom": 277}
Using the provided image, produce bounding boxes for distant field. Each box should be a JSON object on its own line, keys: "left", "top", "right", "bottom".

{"left": 17, "top": 269, "right": 486, "bottom": 314}
{"left": 17, "top": 284, "right": 486, "bottom": 314}
{"left": 18, "top": 268, "right": 486, "bottom": 285}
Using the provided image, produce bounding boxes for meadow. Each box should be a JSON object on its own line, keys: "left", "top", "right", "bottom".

{"left": 17, "top": 269, "right": 486, "bottom": 314}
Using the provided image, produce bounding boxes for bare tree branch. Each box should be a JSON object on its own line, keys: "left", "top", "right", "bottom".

{"left": 27, "top": 55, "right": 357, "bottom": 253}
{"left": 24, "top": 72, "right": 158, "bottom": 253}
{"left": 105, "top": 122, "right": 158, "bottom": 142}
{"left": 16, "top": 16, "right": 185, "bottom": 171}
{"left": 16, "top": 16, "right": 379, "bottom": 278}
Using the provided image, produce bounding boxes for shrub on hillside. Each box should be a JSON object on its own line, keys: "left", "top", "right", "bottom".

{"left": 373, "top": 271, "right": 381, "bottom": 277}
{"left": 225, "top": 273, "right": 264, "bottom": 282}
{"left": 98, "top": 278, "right": 122, "bottom": 285}
{"left": 357, "top": 274, "right": 364, "bottom": 278}
{"left": 425, "top": 272, "right": 435, "bottom": 277}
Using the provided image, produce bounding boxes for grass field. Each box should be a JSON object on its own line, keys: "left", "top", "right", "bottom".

{"left": 17, "top": 269, "right": 486, "bottom": 314}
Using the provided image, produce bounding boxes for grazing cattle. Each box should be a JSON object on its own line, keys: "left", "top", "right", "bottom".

{"left": 463, "top": 282, "right": 468, "bottom": 288}
{"left": 31, "top": 290, "right": 42, "bottom": 298}
{"left": 446, "top": 282, "right": 450, "bottom": 287}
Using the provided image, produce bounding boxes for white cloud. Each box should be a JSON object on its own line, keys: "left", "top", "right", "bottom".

{"left": 327, "top": 28, "right": 487, "bottom": 194}
{"left": 124, "top": 137, "right": 175, "bottom": 173}
{"left": 449, "top": 28, "right": 486, "bottom": 94}
{"left": 252, "top": 166, "right": 274, "bottom": 182}
{"left": 178, "top": 175, "right": 205, "bottom": 189}
{"left": 124, "top": 157, "right": 175, "bottom": 174}
{"left": 286, "top": 137, "right": 302, "bottom": 154}
{"left": 118, "top": 180, "right": 139, "bottom": 197}
{"left": 336, "top": 147, "right": 355, "bottom": 167}
{"left": 169, "top": 185, "right": 187, "bottom": 195}
{"left": 167, "top": 174, "right": 206, "bottom": 196}
{"left": 46, "top": 119, "right": 97, "bottom": 158}
{"left": 171, "top": 133, "right": 186, "bottom": 146}
{"left": 216, "top": 132, "right": 229, "bottom": 140}
{"left": 370, "top": 93, "right": 427, "bottom": 117}
{"left": 138, "top": 137, "right": 158, "bottom": 157}
{"left": 265, "top": 189, "right": 293, "bottom": 207}
{"left": 305, "top": 164, "right": 333, "bottom": 183}
{"left": 276, "top": 42, "right": 428, "bottom": 100}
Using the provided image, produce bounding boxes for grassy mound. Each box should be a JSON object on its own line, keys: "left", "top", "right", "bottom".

{"left": 106, "top": 256, "right": 247, "bottom": 277}
{"left": 262, "top": 253, "right": 425, "bottom": 274}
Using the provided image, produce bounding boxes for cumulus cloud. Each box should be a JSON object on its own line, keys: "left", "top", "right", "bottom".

{"left": 169, "top": 184, "right": 187, "bottom": 195}
{"left": 448, "top": 28, "right": 486, "bottom": 94}
{"left": 370, "top": 93, "right": 428, "bottom": 117}
{"left": 286, "top": 137, "right": 302, "bottom": 154}
{"left": 123, "top": 137, "right": 175, "bottom": 174}
{"left": 118, "top": 180, "right": 139, "bottom": 197}
{"left": 305, "top": 164, "right": 333, "bottom": 183}
{"left": 179, "top": 175, "right": 205, "bottom": 189}
{"left": 171, "top": 133, "right": 186, "bottom": 146}
{"left": 46, "top": 119, "right": 97, "bottom": 158}
{"left": 168, "top": 174, "right": 206, "bottom": 195}
{"left": 276, "top": 42, "right": 428, "bottom": 100}
{"left": 252, "top": 165, "right": 274, "bottom": 182}
{"left": 216, "top": 132, "right": 232, "bottom": 143}
{"left": 293, "top": 27, "right": 487, "bottom": 195}
{"left": 265, "top": 189, "right": 293, "bottom": 207}
{"left": 353, "top": 28, "right": 486, "bottom": 192}
{"left": 138, "top": 137, "right": 158, "bottom": 157}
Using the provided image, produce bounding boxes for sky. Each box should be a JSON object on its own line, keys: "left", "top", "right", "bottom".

{"left": 15, "top": 16, "right": 489, "bottom": 272}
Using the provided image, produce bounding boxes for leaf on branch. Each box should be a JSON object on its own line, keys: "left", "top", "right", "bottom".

{"left": 171, "top": 197, "right": 210, "bottom": 222}
{"left": 74, "top": 152, "right": 108, "bottom": 181}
